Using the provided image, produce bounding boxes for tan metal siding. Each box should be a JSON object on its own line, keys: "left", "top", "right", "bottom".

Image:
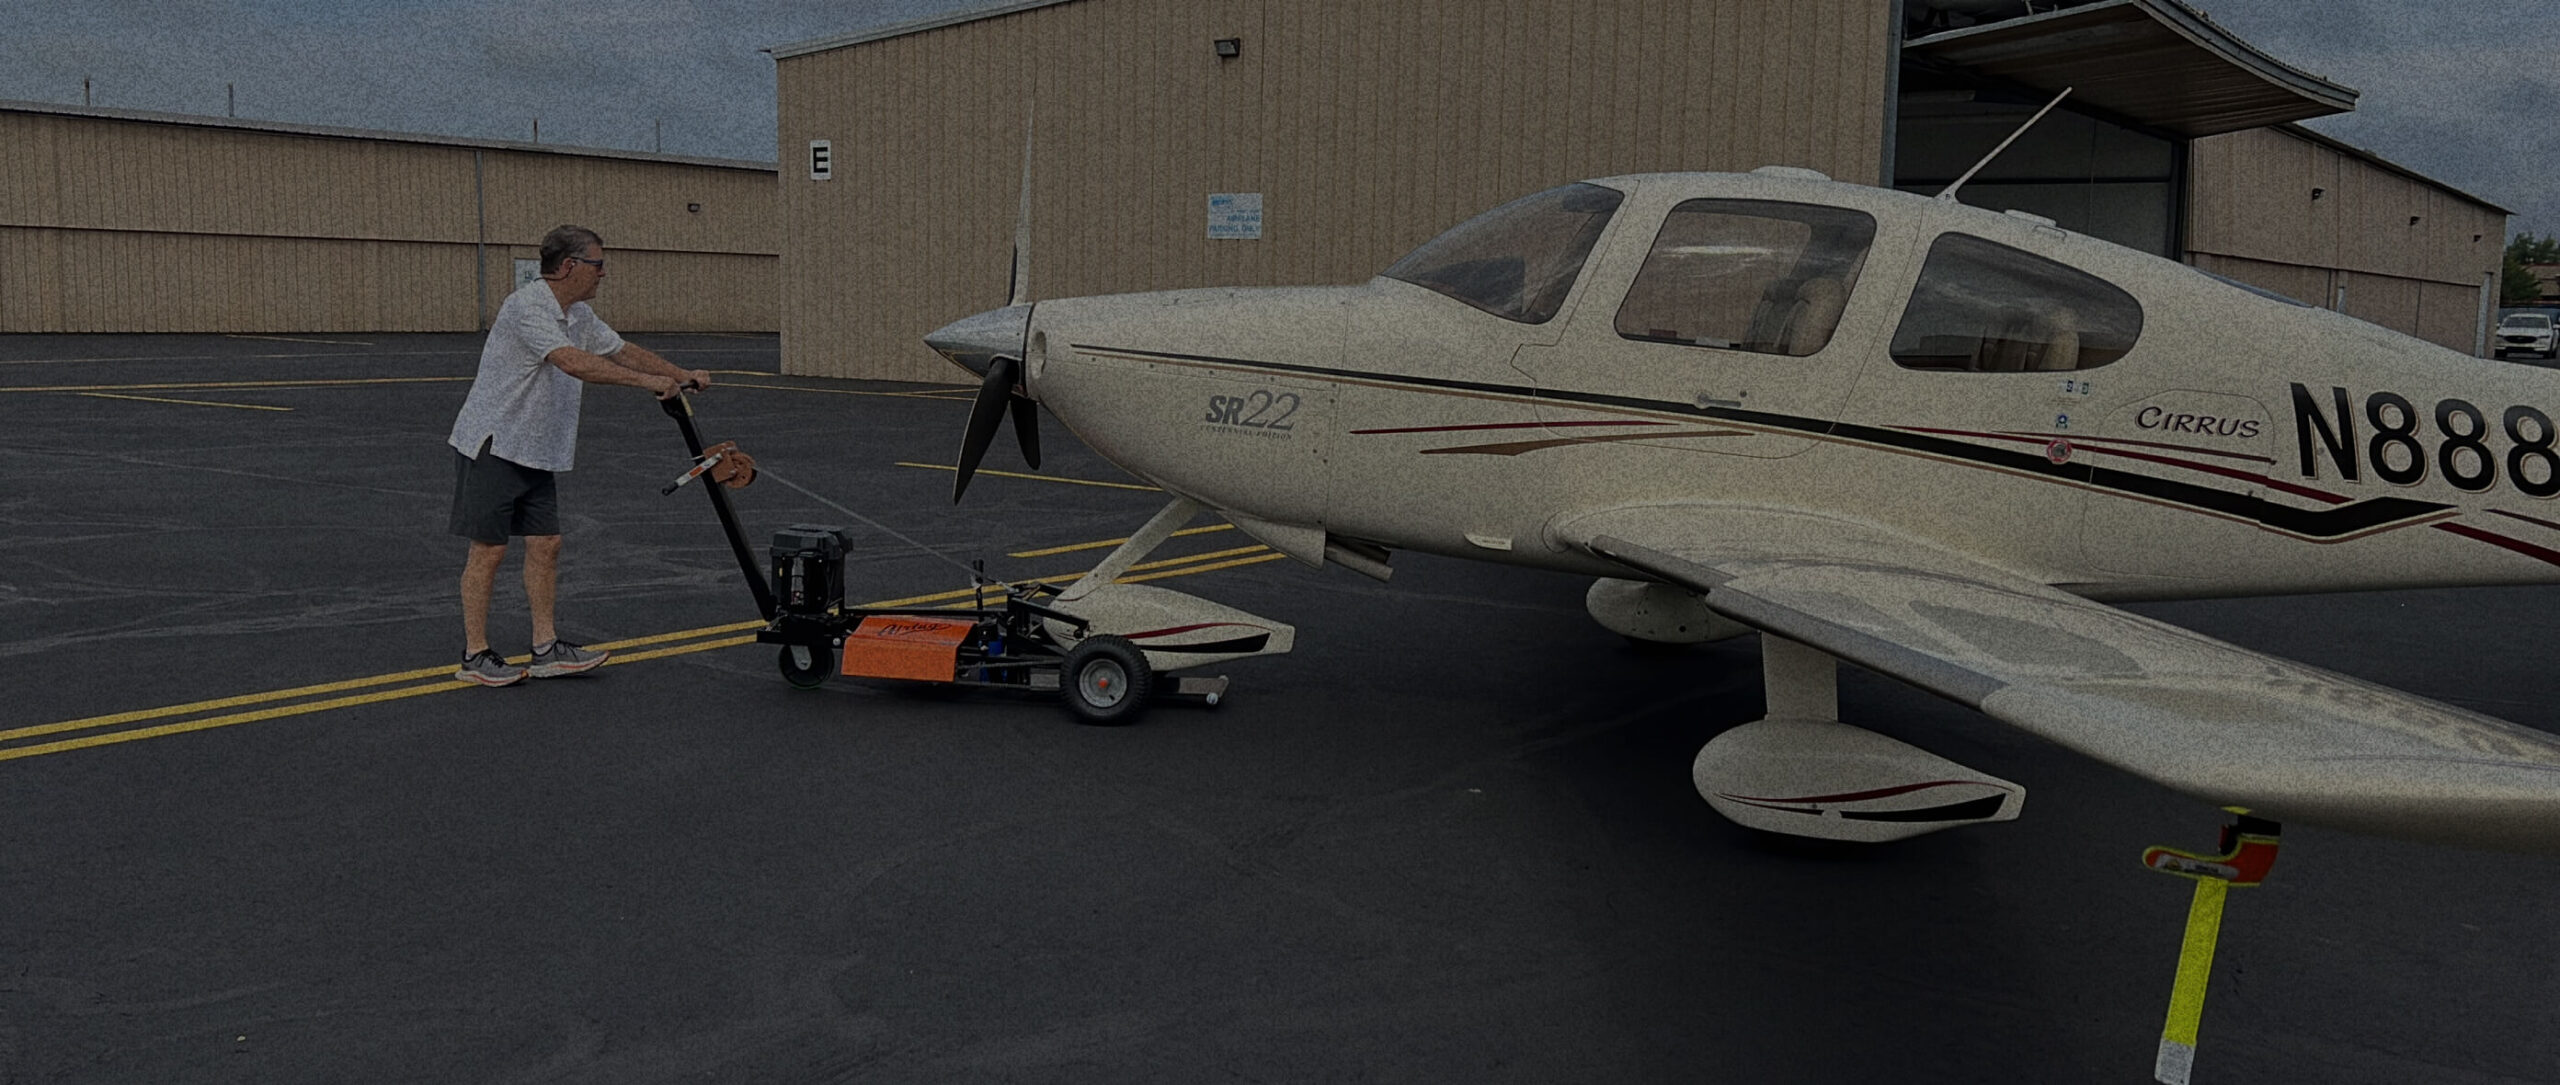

{"left": 477, "top": 150, "right": 777, "bottom": 257}
{"left": 2186, "top": 253, "right": 2322, "bottom": 307}
{"left": 582, "top": 249, "right": 780, "bottom": 333}
{"left": 1, "top": 228, "right": 475, "bottom": 332}
{"left": 0, "top": 109, "right": 777, "bottom": 334}
{"left": 2190, "top": 125, "right": 2502, "bottom": 353}
{"left": 778, "top": 0, "right": 1893, "bottom": 380}
{"left": 2418, "top": 280, "right": 2485, "bottom": 351}
{"left": 0, "top": 112, "right": 470, "bottom": 241}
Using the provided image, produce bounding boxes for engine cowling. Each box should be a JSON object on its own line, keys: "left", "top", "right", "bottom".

{"left": 1585, "top": 577, "right": 1749, "bottom": 644}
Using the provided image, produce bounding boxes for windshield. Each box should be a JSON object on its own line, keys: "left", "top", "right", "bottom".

{"left": 1383, "top": 183, "right": 1623, "bottom": 323}
{"left": 2504, "top": 314, "right": 2552, "bottom": 329}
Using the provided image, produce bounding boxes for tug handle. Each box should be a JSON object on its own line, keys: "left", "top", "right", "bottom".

{"left": 662, "top": 450, "right": 726, "bottom": 495}
{"left": 661, "top": 394, "right": 778, "bottom": 620}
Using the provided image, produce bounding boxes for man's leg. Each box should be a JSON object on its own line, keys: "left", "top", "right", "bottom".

{"left": 462, "top": 539, "right": 509, "bottom": 655}
{"left": 523, "top": 533, "right": 561, "bottom": 649}
{"left": 522, "top": 533, "right": 608, "bottom": 677}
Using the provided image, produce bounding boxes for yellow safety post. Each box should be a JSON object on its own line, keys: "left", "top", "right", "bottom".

{"left": 2141, "top": 809, "right": 2281, "bottom": 1085}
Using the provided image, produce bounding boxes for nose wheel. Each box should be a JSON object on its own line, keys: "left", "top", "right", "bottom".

{"left": 1061, "top": 635, "right": 1152, "bottom": 725}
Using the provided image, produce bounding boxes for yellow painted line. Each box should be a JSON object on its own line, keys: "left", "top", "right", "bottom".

{"left": 1, "top": 663, "right": 463, "bottom": 743}
{"left": 0, "top": 634, "right": 760, "bottom": 764}
{"left": 224, "top": 334, "right": 374, "bottom": 346}
{"left": 721, "top": 382, "right": 983, "bottom": 401}
{"left": 599, "top": 634, "right": 760, "bottom": 665}
{"left": 598, "top": 620, "right": 767, "bottom": 650}
{"left": 0, "top": 350, "right": 472, "bottom": 367}
{"left": 1120, "top": 552, "right": 1288, "bottom": 583}
{"left": 1124, "top": 545, "right": 1269, "bottom": 571}
{"left": 0, "top": 621, "right": 765, "bottom": 744}
{"left": 1010, "top": 524, "right": 1233, "bottom": 558}
{"left": 0, "top": 680, "right": 466, "bottom": 762}
{"left": 5, "top": 377, "right": 469, "bottom": 393}
{"left": 0, "top": 540, "right": 1285, "bottom": 761}
{"left": 895, "top": 462, "right": 1160, "bottom": 491}
{"left": 78, "top": 391, "right": 293, "bottom": 412}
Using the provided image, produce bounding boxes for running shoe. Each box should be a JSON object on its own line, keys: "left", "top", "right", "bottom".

{"left": 456, "top": 649, "right": 527, "bottom": 687}
{"left": 528, "top": 640, "right": 609, "bottom": 678}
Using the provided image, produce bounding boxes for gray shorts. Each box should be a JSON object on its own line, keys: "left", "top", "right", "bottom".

{"left": 449, "top": 440, "right": 559, "bottom": 544}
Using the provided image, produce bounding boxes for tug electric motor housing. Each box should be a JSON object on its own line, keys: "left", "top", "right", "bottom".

{"left": 770, "top": 524, "right": 848, "bottom": 616}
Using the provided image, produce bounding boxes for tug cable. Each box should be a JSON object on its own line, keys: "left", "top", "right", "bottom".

{"left": 755, "top": 465, "right": 989, "bottom": 583}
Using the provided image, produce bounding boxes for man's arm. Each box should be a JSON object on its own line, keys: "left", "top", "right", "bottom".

{"left": 544, "top": 346, "right": 687, "bottom": 399}
{"left": 600, "top": 342, "right": 712, "bottom": 394}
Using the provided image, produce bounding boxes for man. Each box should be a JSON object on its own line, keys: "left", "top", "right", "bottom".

{"left": 447, "top": 225, "right": 711, "bottom": 686}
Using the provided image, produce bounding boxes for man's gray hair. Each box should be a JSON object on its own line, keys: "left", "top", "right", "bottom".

{"left": 539, "top": 225, "right": 605, "bottom": 275}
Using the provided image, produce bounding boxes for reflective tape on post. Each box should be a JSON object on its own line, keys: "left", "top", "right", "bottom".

{"left": 2154, "top": 877, "right": 2229, "bottom": 1085}
{"left": 2141, "top": 810, "right": 2281, "bottom": 1085}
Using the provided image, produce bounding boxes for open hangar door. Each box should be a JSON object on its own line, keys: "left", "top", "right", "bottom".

{"left": 1893, "top": 88, "right": 2180, "bottom": 258}
{"left": 1888, "top": 0, "right": 2357, "bottom": 260}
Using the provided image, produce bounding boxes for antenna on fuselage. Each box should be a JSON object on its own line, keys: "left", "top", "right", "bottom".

{"left": 1936, "top": 86, "right": 2073, "bottom": 204}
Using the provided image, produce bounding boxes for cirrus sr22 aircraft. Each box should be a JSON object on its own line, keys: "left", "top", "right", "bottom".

{"left": 925, "top": 164, "right": 2560, "bottom": 860}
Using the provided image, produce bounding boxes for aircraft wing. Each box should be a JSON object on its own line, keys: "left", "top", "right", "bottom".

{"left": 1558, "top": 504, "right": 2560, "bottom": 851}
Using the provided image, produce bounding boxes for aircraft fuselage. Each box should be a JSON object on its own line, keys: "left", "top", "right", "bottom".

{"left": 1005, "top": 172, "right": 2560, "bottom": 603}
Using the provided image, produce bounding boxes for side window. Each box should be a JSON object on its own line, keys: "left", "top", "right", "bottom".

{"left": 1614, "top": 200, "right": 1878, "bottom": 357}
{"left": 1891, "top": 233, "right": 2144, "bottom": 372}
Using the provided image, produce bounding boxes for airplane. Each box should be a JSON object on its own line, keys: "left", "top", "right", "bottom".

{"left": 922, "top": 161, "right": 2560, "bottom": 860}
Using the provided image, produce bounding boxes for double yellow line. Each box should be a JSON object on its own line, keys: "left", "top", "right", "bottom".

{"left": 0, "top": 542, "right": 1285, "bottom": 765}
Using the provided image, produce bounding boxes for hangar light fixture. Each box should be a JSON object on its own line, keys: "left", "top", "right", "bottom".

{"left": 1214, "top": 38, "right": 1241, "bottom": 59}
{"left": 688, "top": 202, "right": 702, "bottom": 213}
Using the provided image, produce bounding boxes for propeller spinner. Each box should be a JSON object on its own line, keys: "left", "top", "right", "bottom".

{"left": 926, "top": 304, "right": 1041, "bottom": 502}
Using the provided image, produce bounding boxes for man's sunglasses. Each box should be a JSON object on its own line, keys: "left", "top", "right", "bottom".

{"left": 565, "top": 256, "right": 605, "bottom": 270}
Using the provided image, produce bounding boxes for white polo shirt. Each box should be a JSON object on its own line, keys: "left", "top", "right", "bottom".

{"left": 447, "top": 278, "right": 626, "bottom": 471}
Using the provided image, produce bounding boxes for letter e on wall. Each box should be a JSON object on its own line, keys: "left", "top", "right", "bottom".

{"left": 809, "top": 140, "right": 833, "bottom": 181}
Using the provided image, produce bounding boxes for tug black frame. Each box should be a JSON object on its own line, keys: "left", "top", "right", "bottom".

{"left": 659, "top": 395, "right": 1214, "bottom": 725}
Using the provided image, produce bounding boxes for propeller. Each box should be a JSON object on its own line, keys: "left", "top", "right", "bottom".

{"left": 949, "top": 104, "right": 1044, "bottom": 504}
{"left": 952, "top": 354, "right": 1042, "bottom": 502}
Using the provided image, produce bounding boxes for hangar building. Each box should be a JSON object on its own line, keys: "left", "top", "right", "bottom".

{"left": 0, "top": 101, "right": 777, "bottom": 334}
{"left": 773, "top": 0, "right": 2509, "bottom": 381}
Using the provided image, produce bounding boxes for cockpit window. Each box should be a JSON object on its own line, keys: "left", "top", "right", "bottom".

{"left": 1891, "top": 233, "right": 2144, "bottom": 372}
{"left": 1614, "top": 199, "right": 1878, "bottom": 356}
{"left": 1383, "top": 183, "right": 1623, "bottom": 324}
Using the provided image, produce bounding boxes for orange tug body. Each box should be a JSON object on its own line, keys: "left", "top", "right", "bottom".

{"left": 841, "top": 615, "right": 978, "bottom": 682}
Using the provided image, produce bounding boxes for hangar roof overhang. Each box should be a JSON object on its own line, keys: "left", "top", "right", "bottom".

{"left": 2275, "top": 122, "right": 2513, "bottom": 217}
{"left": 1904, "top": 0, "right": 2357, "bottom": 138}
{"left": 771, "top": 0, "right": 1079, "bottom": 60}
{"left": 0, "top": 99, "right": 777, "bottom": 171}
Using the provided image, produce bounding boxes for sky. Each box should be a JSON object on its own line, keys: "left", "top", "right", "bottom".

{"left": 2, "top": 0, "right": 2550, "bottom": 237}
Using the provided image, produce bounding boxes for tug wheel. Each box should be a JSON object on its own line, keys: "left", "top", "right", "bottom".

{"left": 778, "top": 643, "right": 834, "bottom": 690}
{"left": 1060, "top": 635, "right": 1153, "bottom": 726}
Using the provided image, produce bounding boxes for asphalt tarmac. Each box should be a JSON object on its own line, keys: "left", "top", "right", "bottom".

{"left": 3, "top": 332, "right": 2556, "bottom": 1084}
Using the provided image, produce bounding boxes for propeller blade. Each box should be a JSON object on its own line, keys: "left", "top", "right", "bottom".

{"left": 953, "top": 355, "right": 1021, "bottom": 503}
{"left": 1009, "top": 393, "right": 1042, "bottom": 471}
